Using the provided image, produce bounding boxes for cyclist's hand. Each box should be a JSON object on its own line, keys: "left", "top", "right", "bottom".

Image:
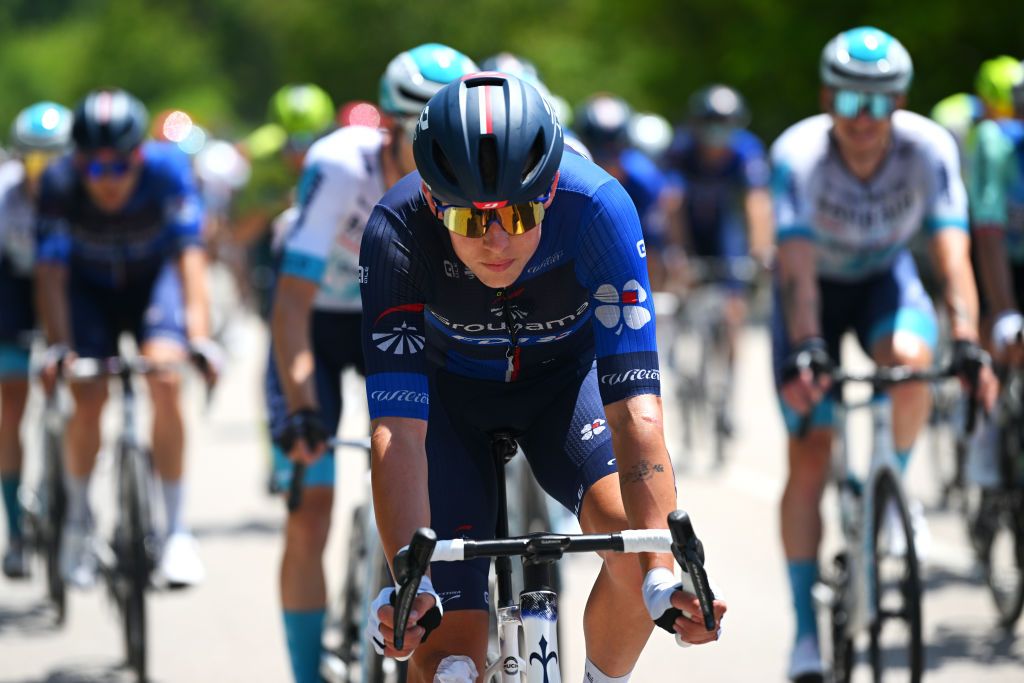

{"left": 40, "top": 344, "right": 74, "bottom": 395}
{"left": 780, "top": 337, "right": 833, "bottom": 414}
{"left": 367, "top": 577, "right": 443, "bottom": 660}
{"left": 951, "top": 339, "right": 999, "bottom": 413}
{"left": 643, "top": 567, "right": 727, "bottom": 647}
{"left": 991, "top": 312, "right": 1024, "bottom": 367}
{"left": 188, "top": 337, "right": 224, "bottom": 387}
{"left": 277, "top": 408, "right": 328, "bottom": 465}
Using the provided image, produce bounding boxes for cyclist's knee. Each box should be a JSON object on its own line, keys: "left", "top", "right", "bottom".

{"left": 0, "top": 379, "right": 29, "bottom": 418}
{"left": 285, "top": 490, "right": 333, "bottom": 554}
{"left": 409, "top": 611, "right": 488, "bottom": 682}
{"left": 412, "top": 653, "right": 481, "bottom": 683}
{"left": 146, "top": 371, "right": 182, "bottom": 410}
{"left": 70, "top": 381, "right": 108, "bottom": 418}
{"left": 786, "top": 431, "right": 832, "bottom": 495}
{"left": 872, "top": 333, "right": 932, "bottom": 368}
{"left": 601, "top": 546, "right": 644, "bottom": 590}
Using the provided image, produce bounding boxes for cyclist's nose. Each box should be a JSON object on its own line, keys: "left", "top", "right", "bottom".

{"left": 482, "top": 214, "right": 510, "bottom": 249}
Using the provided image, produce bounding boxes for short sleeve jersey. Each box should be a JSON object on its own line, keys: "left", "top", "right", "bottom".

{"left": 36, "top": 141, "right": 203, "bottom": 287}
{"left": 0, "top": 160, "right": 36, "bottom": 276}
{"left": 359, "top": 152, "right": 660, "bottom": 421}
{"left": 618, "top": 148, "right": 669, "bottom": 247}
{"left": 771, "top": 111, "right": 968, "bottom": 281}
{"left": 279, "top": 126, "right": 387, "bottom": 312}
{"left": 664, "top": 128, "right": 770, "bottom": 234}
{"left": 968, "top": 118, "right": 1024, "bottom": 264}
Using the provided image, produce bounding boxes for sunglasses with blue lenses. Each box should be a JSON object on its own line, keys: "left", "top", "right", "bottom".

{"left": 83, "top": 157, "right": 133, "bottom": 178}
{"left": 832, "top": 90, "right": 897, "bottom": 120}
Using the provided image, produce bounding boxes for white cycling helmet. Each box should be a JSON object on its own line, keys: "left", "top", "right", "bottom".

{"left": 820, "top": 26, "right": 913, "bottom": 93}
{"left": 379, "top": 43, "right": 478, "bottom": 117}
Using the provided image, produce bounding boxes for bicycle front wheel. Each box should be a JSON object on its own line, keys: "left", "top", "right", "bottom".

{"left": 869, "top": 469, "right": 923, "bottom": 683}
{"left": 116, "top": 446, "right": 151, "bottom": 682}
{"left": 975, "top": 488, "right": 1024, "bottom": 629}
{"left": 43, "top": 422, "right": 67, "bottom": 624}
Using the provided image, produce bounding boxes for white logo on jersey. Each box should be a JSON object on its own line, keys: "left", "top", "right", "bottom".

{"left": 372, "top": 321, "right": 425, "bottom": 355}
{"left": 581, "top": 418, "right": 607, "bottom": 441}
{"left": 357, "top": 266, "right": 369, "bottom": 284}
{"left": 594, "top": 280, "right": 652, "bottom": 334}
{"left": 636, "top": 239, "right": 647, "bottom": 258}
{"left": 443, "top": 260, "right": 460, "bottom": 279}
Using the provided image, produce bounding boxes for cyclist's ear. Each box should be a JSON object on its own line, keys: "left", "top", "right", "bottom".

{"left": 893, "top": 93, "right": 907, "bottom": 111}
{"left": 420, "top": 182, "right": 443, "bottom": 219}
{"left": 543, "top": 171, "right": 560, "bottom": 209}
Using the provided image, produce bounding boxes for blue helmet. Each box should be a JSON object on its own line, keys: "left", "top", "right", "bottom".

{"left": 413, "top": 72, "right": 563, "bottom": 207}
{"left": 820, "top": 26, "right": 913, "bottom": 93}
{"left": 11, "top": 101, "right": 73, "bottom": 153}
{"left": 379, "top": 43, "right": 478, "bottom": 117}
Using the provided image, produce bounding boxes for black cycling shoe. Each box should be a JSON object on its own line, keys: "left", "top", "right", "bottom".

{"left": 3, "top": 540, "right": 30, "bottom": 579}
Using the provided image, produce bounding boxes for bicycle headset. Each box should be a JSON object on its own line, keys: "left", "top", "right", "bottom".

{"left": 71, "top": 88, "right": 149, "bottom": 154}
{"left": 412, "top": 72, "right": 564, "bottom": 207}
{"left": 819, "top": 26, "right": 913, "bottom": 93}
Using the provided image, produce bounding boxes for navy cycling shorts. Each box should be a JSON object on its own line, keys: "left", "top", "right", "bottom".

{"left": 771, "top": 249, "right": 938, "bottom": 434}
{"left": 0, "top": 262, "right": 34, "bottom": 377}
{"left": 266, "top": 310, "right": 365, "bottom": 490}
{"left": 70, "top": 260, "right": 187, "bottom": 359}
{"left": 690, "top": 218, "right": 748, "bottom": 292}
{"left": 426, "top": 362, "right": 618, "bottom": 612}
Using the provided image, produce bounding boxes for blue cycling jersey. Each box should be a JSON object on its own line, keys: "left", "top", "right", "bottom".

{"left": 617, "top": 148, "right": 669, "bottom": 249}
{"left": 664, "top": 128, "right": 770, "bottom": 236}
{"left": 359, "top": 152, "right": 661, "bottom": 421}
{"left": 36, "top": 142, "right": 203, "bottom": 287}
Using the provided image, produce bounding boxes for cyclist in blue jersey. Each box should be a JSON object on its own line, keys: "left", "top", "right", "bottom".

{"left": 663, "top": 85, "right": 773, "bottom": 425}
{"left": 35, "top": 89, "right": 220, "bottom": 590}
{"left": 575, "top": 93, "right": 675, "bottom": 290}
{"left": 359, "top": 73, "right": 726, "bottom": 682}
{"left": 268, "top": 44, "right": 477, "bottom": 683}
{"left": 1, "top": 102, "right": 73, "bottom": 579}
{"left": 771, "top": 28, "right": 997, "bottom": 682}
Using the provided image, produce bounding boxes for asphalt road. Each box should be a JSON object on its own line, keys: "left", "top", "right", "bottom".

{"left": 1, "top": 311, "right": 1021, "bottom": 682}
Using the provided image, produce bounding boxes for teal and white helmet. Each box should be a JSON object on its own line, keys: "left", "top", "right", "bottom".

{"left": 11, "top": 101, "right": 73, "bottom": 152}
{"left": 820, "top": 26, "right": 913, "bottom": 93}
{"left": 379, "top": 43, "right": 478, "bottom": 117}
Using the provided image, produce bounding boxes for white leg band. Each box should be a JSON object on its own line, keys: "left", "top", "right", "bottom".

{"left": 434, "top": 655, "right": 479, "bottom": 683}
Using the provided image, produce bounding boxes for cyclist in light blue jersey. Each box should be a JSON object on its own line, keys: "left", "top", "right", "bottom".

{"left": 268, "top": 44, "right": 478, "bottom": 683}
{"left": 0, "top": 102, "right": 72, "bottom": 579}
{"left": 771, "top": 27, "right": 996, "bottom": 682}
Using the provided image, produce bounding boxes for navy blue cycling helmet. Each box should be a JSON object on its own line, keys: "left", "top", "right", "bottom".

{"left": 413, "top": 72, "right": 563, "bottom": 207}
{"left": 574, "top": 94, "right": 632, "bottom": 151}
{"left": 72, "top": 88, "right": 149, "bottom": 153}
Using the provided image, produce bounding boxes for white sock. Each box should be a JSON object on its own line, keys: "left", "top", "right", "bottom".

{"left": 583, "top": 658, "right": 631, "bottom": 683}
{"left": 160, "top": 478, "right": 186, "bottom": 535}
{"left": 64, "top": 474, "right": 92, "bottom": 529}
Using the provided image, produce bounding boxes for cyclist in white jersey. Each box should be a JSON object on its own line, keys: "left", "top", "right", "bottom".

{"left": 0, "top": 103, "right": 72, "bottom": 578}
{"left": 267, "top": 44, "right": 478, "bottom": 683}
{"left": 770, "top": 27, "right": 997, "bottom": 682}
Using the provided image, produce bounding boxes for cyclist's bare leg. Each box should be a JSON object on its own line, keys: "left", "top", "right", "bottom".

{"left": 0, "top": 379, "right": 28, "bottom": 476}
{"left": 871, "top": 333, "right": 933, "bottom": 454}
{"left": 723, "top": 291, "right": 747, "bottom": 367}
{"left": 66, "top": 380, "right": 108, "bottom": 479}
{"left": 280, "top": 486, "right": 332, "bottom": 610}
{"left": 580, "top": 473, "right": 653, "bottom": 676}
{"left": 408, "top": 610, "right": 488, "bottom": 683}
{"left": 780, "top": 429, "right": 831, "bottom": 560}
{"left": 141, "top": 339, "right": 187, "bottom": 481}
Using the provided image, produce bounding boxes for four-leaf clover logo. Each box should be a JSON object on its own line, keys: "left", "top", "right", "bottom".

{"left": 594, "top": 280, "right": 652, "bottom": 335}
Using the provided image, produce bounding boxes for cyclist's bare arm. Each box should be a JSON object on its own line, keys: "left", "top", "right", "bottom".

{"left": 777, "top": 239, "right": 821, "bottom": 341}
{"left": 929, "top": 228, "right": 981, "bottom": 341}
{"left": 369, "top": 416, "right": 434, "bottom": 657}
{"left": 973, "top": 227, "right": 1019, "bottom": 319}
{"left": 270, "top": 274, "right": 319, "bottom": 412}
{"left": 34, "top": 262, "right": 72, "bottom": 347}
{"left": 744, "top": 187, "right": 775, "bottom": 264}
{"left": 605, "top": 394, "right": 677, "bottom": 573}
{"left": 179, "top": 246, "right": 212, "bottom": 342}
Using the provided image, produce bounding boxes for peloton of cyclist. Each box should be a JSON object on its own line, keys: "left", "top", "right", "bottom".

{"left": 267, "top": 44, "right": 478, "bottom": 683}
{"left": 0, "top": 102, "right": 73, "bottom": 579}
{"left": 36, "top": 88, "right": 220, "bottom": 590}
{"left": 575, "top": 93, "right": 675, "bottom": 290}
{"left": 771, "top": 27, "right": 997, "bottom": 682}
{"left": 360, "top": 72, "right": 726, "bottom": 682}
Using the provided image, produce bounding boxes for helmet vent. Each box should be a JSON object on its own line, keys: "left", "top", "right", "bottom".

{"left": 478, "top": 135, "right": 498, "bottom": 193}
{"left": 521, "top": 129, "right": 546, "bottom": 183}
{"left": 397, "top": 85, "right": 431, "bottom": 107}
{"left": 431, "top": 140, "right": 459, "bottom": 187}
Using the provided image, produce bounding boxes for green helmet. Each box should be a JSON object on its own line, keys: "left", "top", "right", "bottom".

{"left": 268, "top": 83, "right": 335, "bottom": 136}
{"left": 974, "top": 56, "right": 1023, "bottom": 116}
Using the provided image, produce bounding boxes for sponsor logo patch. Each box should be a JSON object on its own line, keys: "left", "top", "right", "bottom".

{"left": 594, "top": 280, "right": 652, "bottom": 334}
{"left": 581, "top": 418, "right": 607, "bottom": 441}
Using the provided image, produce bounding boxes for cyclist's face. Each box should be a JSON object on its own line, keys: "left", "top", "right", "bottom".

{"left": 79, "top": 149, "right": 141, "bottom": 212}
{"left": 427, "top": 181, "right": 556, "bottom": 289}
{"left": 824, "top": 88, "right": 903, "bottom": 160}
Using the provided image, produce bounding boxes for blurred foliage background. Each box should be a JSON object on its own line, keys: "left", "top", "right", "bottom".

{"left": 1, "top": 0, "right": 1021, "bottom": 142}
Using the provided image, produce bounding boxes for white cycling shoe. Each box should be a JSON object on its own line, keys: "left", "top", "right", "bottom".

{"left": 881, "top": 498, "right": 931, "bottom": 561}
{"left": 60, "top": 525, "right": 101, "bottom": 589}
{"left": 156, "top": 531, "right": 205, "bottom": 588}
{"left": 788, "top": 634, "right": 824, "bottom": 682}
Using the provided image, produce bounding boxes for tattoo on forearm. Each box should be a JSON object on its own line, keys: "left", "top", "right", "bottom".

{"left": 622, "top": 460, "right": 667, "bottom": 484}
